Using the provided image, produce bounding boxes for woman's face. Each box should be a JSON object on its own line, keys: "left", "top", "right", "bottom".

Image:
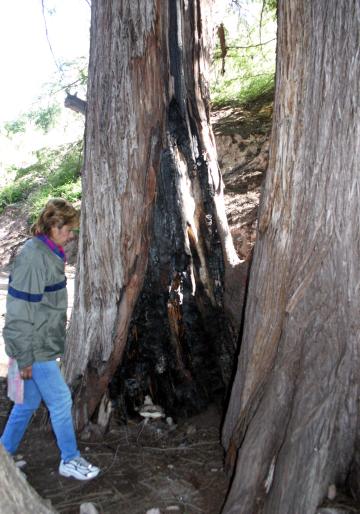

{"left": 50, "top": 224, "right": 75, "bottom": 246}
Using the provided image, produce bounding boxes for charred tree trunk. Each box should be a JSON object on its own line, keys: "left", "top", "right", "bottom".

{"left": 65, "top": 0, "right": 243, "bottom": 429}
{"left": 0, "top": 445, "right": 56, "bottom": 513}
{"left": 222, "top": 1, "right": 360, "bottom": 513}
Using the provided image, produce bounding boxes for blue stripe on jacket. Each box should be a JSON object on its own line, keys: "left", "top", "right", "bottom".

{"left": 44, "top": 278, "right": 67, "bottom": 292}
{"left": 8, "top": 277, "right": 67, "bottom": 302}
{"left": 8, "top": 286, "right": 43, "bottom": 302}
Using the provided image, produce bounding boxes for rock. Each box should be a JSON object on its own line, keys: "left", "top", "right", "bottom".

{"left": 80, "top": 502, "right": 99, "bottom": 514}
{"left": 166, "top": 416, "right": 177, "bottom": 431}
{"left": 146, "top": 509, "right": 161, "bottom": 514}
{"left": 79, "top": 426, "right": 92, "bottom": 441}
{"left": 186, "top": 424, "right": 197, "bottom": 436}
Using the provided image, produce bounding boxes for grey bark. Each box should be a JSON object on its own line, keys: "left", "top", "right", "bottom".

{"left": 64, "top": 0, "right": 243, "bottom": 429}
{"left": 0, "top": 445, "right": 56, "bottom": 513}
{"left": 222, "top": 1, "right": 360, "bottom": 513}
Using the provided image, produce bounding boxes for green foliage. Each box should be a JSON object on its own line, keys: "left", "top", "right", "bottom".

{"left": 3, "top": 103, "right": 61, "bottom": 137}
{"left": 211, "top": 0, "right": 276, "bottom": 107}
{"left": 0, "top": 57, "right": 87, "bottom": 222}
{"left": 4, "top": 119, "right": 27, "bottom": 136}
{"left": 2, "top": 57, "right": 88, "bottom": 140}
{"left": 212, "top": 66, "right": 275, "bottom": 107}
{"left": 265, "top": 0, "right": 277, "bottom": 13}
{"left": 27, "top": 105, "right": 61, "bottom": 132}
{"left": 29, "top": 178, "right": 81, "bottom": 222}
{"left": 0, "top": 179, "right": 33, "bottom": 211}
{"left": 0, "top": 141, "right": 83, "bottom": 217}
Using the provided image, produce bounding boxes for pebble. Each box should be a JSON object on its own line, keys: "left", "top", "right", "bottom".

{"left": 186, "top": 424, "right": 197, "bottom": 435}
{"left": 166, "top": 416, "right": 174, "bottom": 426}
{"left": 80, "top": 502, "right": 99, "bottom": 514}
{"left": 327, "top": 484, "right": 337, "bottom": 500}
{"left": 146, "top": 509, "right": 161, "bottom": 514}
{"left": 79, "top": 428, "right": 91, "bottom": 441}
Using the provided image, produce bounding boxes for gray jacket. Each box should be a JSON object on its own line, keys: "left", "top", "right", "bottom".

{"left": 3, "top": 237, "right": 67, "bottom": 369}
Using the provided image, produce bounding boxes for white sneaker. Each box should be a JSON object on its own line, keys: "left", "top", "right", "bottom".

{"left": 59, "top": 456, "right": 100, "bottom": 480}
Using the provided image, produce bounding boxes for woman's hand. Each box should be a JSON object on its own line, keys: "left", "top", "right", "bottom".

{"left": 20, "top": 365, "right": 32, "bottom": 380}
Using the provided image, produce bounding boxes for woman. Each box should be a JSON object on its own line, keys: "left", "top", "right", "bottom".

{"left": 0, "top": 198, "right": 100, "bottom": 480}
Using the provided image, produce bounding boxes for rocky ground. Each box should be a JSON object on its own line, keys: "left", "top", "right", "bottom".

{"left": 0, "top": 105, "right": 271, "bottom": 514}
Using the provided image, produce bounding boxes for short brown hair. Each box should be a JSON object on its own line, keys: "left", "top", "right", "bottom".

{"left": 31, "top": 198, "right": 79, "bottom": 236}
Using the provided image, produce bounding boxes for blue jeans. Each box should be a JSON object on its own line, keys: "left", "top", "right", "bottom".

{"left": 0, "top": 360, "right": 79, "bottom": 462}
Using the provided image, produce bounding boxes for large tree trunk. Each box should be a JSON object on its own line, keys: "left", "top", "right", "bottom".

{"left": 0, "top": 445, "right": 56, "bottom": 513}
{"left": 65, "top": 0, "right": 243, "bottom": 429}
{"left": 222, "top": 1, "right": 360, "bottom": 513}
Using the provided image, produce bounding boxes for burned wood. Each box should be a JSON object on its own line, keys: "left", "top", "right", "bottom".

{"left": 65, "top": 0, "right": 242, "bottom": 430}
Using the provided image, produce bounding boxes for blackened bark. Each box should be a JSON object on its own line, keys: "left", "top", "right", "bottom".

{"left": 116, "top": 97, "right": 234, "bottom": 417}
{"left": 65, "top": 0, "right": 243, "bottom": 429}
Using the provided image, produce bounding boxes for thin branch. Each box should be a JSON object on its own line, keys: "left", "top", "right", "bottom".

{"left": 83, "top": 0, "right": 91, "bottom": 7}
{"left": 259, "top": 0, "right": 266, "bottom": 46}
{"left": 41, "top": 0, "right": 64, "bottom": 80}
{"left": 225, "top": 38, "right": 276, "bottom": 50}
{"left": 49, "top": 78, "right": 86, "bottom": 96}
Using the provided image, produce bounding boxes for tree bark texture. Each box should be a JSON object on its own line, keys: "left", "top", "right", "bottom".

{"left": 0, "top": 445, "right": 56, "bottom": 513}
{"left": 65, "top": 0, "right": 243, "bottom": 429}
{"left": 222, "top": 2, "right": 360, "bottom": 513}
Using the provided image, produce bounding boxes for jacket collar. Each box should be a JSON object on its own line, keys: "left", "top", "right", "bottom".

{"left": 36, "top": 234, "right": 66, "bottom": 262}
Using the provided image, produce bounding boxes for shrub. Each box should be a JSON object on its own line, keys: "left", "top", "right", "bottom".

{"left": 210, "top": 1, "right": 276, "bottom": 108}
{"left": 0, "top": 140, "right": 83, "bottom": 217}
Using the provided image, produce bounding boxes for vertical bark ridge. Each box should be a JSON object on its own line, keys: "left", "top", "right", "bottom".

{"left": 65, "top": 0, "right": 166, "bottom": 426}
{"left": 222, "top": 1, "right": 360, "bottom": 512}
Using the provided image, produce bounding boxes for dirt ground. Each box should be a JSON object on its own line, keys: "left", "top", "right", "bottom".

{"left": 0, "top": 378, "right": 229, "bottom": 514}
